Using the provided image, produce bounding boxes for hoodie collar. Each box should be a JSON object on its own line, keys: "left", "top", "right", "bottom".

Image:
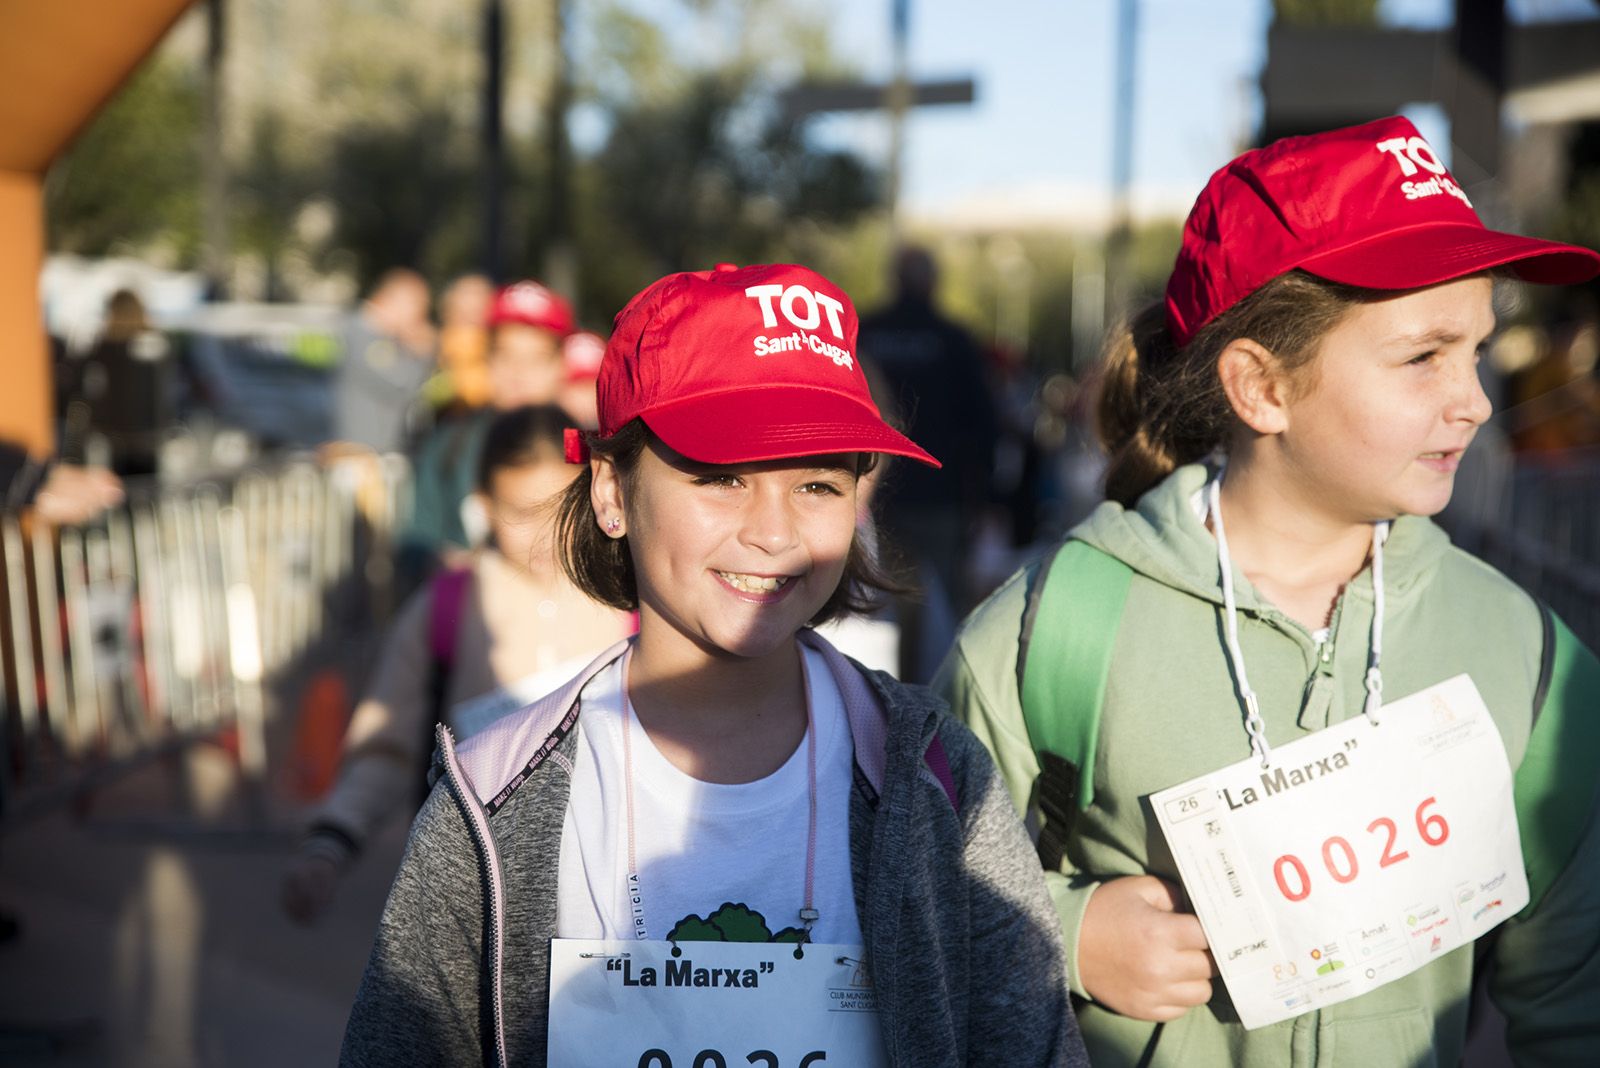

{"left": 451, "top": 629, "right": 913, "bottom": 809}
{"left": 1070, "top": 462, "right": 1453, "bottom": 614}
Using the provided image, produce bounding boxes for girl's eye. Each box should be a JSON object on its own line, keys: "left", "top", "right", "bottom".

{"left": 1406, "top": 349, "right": 1438, "bottom": 366}
{"left": 799, "top": 480, "right": 845, "bottom": 496}
{"left": 694, "top": 474, "right": 742, "bottom": 489}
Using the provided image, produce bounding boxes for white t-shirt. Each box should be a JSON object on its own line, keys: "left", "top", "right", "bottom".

{"left": 556, "top": 646, "right": 862, "bottom": 945}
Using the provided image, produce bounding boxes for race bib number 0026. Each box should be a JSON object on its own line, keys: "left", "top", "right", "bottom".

{"left": 1152, "top": 675, "right": 1527, "bottom": 1029}
{"left": 548, "top": 939, "right": 887, "bottom": 1068}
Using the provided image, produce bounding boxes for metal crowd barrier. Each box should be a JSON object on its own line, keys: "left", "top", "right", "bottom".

{"left": 0, "top": 453, "right": 410, "bottom": 824}
{"left": 1449, "top": 447, "right": 1600, "bottom": 654}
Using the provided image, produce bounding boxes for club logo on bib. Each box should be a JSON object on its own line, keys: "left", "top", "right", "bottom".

{"left": 667, "top": 901, "right": 807, "bottom": 944}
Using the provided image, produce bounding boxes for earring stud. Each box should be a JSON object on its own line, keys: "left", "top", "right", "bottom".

{"left": 606, "top": 517, "right": 621, "bottom": 534}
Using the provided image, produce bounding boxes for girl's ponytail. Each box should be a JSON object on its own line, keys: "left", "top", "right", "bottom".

{"left": 1097, "top": 302, "right": 1188, "bottom": 508}
{"left": 1094, "top": 271, "right": 1376, "bottom": 508}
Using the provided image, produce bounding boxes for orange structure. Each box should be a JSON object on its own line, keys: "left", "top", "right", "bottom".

{"left": 0, "top": 0, "right": 195, "bottom": 457}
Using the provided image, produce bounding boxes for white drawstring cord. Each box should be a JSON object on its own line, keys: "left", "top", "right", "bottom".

{"left": 1208, "top": 476, "right": 1273, "bottom": 767}
{"left": 1207, "top": 472, "right": 1390, "bottom": 766}
{"left": 1361, "top": 522, "right": 1390, "bottom": 724}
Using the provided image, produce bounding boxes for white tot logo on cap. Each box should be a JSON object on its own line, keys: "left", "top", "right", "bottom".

{"left": 744, "top": 283, "right": 848, "bottom": 340}
{"left": 1374, "top": 136, "right": 1448, "bottom": 178}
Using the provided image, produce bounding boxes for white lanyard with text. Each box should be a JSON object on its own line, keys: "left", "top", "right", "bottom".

{"left": 620, "top": 668, "right": 821, "bottom": 942}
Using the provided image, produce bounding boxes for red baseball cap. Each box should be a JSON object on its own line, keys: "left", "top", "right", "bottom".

{"left": 562, "top": 330, "right": 606, "bottom": 381}
{"left": 1165, "top": 116, "right": 1600, "bottom": 347}
{"left": 591, "top": 263, "right": 938, "bottom": 467}
{"left": 487, "top": 280, "right": 575, "bottom": 336}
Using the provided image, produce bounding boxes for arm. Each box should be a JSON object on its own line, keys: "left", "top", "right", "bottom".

{"left": 1490, "top": 616, "right": 1600, "bottom": 1065}
{"left": 283, "top": 589, "right": 437, "bottom": 923}
{"left": 340, "top": 778, "right": 489, "bottom": 1067}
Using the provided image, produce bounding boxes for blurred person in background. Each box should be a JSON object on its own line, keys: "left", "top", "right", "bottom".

{"left": 397, "top": 280, "right": 577, "bottom": 591}
{"left": 431, "top": 272, "right": 496, "bottom": 420}
{"left": 557, "top": 329, "right": 606, "bottom": 430}
{"left": 75, "top": 288, "right": 172, "bottom": 479}
{"left": 282, "top": 404, "right": 634, "bottom": 925}
{"left": 332, "top": 268, "right": 438, "bottom": 454}
{"left": 1505, "top": 298, "right": 1600, "bottom": 456}
{"left": 858, "top": 246, "right": 999, "bottom": 680}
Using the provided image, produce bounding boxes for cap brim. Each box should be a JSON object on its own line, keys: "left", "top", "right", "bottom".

{"left": 1301, "top": 222, "right": 1600, "bottom": 291}
{"left": 639, "top": 387, "right": 941, "bottom": 468}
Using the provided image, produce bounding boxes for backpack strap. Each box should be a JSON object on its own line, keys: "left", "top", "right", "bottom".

{"left": 428, "top": 566, "right": 473, "bottom": 670}
{"left": 923, "top": 735, "right": 958, "bottom": 810}
{"left": 1018, "top": 539, "right": 1134, "bottom": 867}
{"left": 1512, "top": 604, "right": 1600, "bottom": 914}
{"left": 423, "top": 566, "right": 473, "bottom": 803}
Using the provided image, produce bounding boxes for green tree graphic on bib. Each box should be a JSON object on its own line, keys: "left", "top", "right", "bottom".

{"left": 666, "top": 902, "right": 805, "bottom": 943}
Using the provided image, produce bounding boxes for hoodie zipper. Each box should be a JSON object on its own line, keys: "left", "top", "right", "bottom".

{"left": 438, "top": 723, "right": 509, "bottom": 1068}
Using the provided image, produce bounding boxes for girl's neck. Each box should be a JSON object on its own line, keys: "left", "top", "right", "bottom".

{"left": 626, "top": 623, "right": 809, "bottom": 785}
{"left": 1216, "top": 455, "right": 1376, "bottom": 630}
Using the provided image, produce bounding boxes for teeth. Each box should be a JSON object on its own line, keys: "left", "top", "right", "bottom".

{"left": 718, "top": 571, "right": 790, "bottom": 593}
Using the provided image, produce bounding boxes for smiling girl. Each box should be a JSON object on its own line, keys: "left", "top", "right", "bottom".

{"left": 937, "top": 117, "right": 1600, "bottom": 1066}
{"left": 341, "top": 264, "right": 1086, "bottom": 1068}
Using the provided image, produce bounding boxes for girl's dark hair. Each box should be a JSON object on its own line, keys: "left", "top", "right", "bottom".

{"left": 1096, "top": 270, "right": 1382, "bottom": 507}
{"left": 475, "top": 404, "right": 574, "bottom": 493}
{"left": 555, "top": 419, "right": 903, "bottom": 626}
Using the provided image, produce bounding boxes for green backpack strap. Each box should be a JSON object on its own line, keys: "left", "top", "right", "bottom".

{"left": 1513, "top": 604, "right": 1600, "bottom": 914}
{"left": 1018, "top": 538, "right": 1133, "bottom": 869}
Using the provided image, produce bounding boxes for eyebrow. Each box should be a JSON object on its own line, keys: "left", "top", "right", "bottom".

{"left": 1386, "top": 326, "right": 1491, "bottom": 349}
{"left": 672, "top": 457, "right": 856, "bottom": 477}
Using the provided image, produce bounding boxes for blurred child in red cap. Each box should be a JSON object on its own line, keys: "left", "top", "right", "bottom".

{"left": 343, "top": 264, "right": 1086, "bottom": 1068}
{"left": 283, "top": 405, "right": 632, "bottom": 926}
{"left": 557, "top": 329, "right": 606, "bottom": 430}
{"left": 937, "top": 116, "right": 1600, "bottom": 1065}
{"left": 398, "top": 280, "right": 579, "bottom": 589}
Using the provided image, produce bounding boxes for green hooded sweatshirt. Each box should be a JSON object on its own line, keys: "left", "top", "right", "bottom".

{"left": 935, "top": 463, "right": 1600, "bottom": 1068}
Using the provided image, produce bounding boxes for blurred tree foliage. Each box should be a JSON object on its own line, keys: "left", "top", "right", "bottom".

{"left": 45, "top": 0, "right": 878, "bottom": 319}
{"left": 1554, "top": 122, "right": 1600, "bottom": 257}
{"left": 1272, "top": 0, "right": 1380, "bottom": 26}
{"left": 46, "top": 58, "right": 204, "bottom": 259}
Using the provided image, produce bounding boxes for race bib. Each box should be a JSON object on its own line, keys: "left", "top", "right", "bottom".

{"left": 548, "top": 939, "right": 887, "bottom": 1068}
{"left": 1152, "top": 674, "right": 1527, "bottom": 1029}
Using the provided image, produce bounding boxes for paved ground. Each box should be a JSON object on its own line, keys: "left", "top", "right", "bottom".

{"left": 0, "top": 632, "right": 407, "bottom": 1068}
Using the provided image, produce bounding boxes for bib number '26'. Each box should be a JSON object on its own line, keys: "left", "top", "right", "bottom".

{"left": 1152, "top": 675, "right": 1527, "bottom": 1029}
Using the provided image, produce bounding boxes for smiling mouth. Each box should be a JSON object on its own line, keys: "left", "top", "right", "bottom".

{"left": 715, "top": 571, "right": 792, "bottom": 594}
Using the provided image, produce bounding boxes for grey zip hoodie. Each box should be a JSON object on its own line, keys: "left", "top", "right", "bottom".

{"left": 340, "top": 630, "right": 1088, "bottom": 1068}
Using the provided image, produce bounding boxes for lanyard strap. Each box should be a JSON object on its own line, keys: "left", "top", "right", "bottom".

{"left": 621, "top": 668, "right": 820, "bottom": 942}
{"left": 1207, "top": 473, "right": 1390, "bottom": 767}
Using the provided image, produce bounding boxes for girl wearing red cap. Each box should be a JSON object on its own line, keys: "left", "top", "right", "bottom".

{"left": 282, "top": 405, "right": 633, "bottom": 926}
{"left": 938, "top": 117, "right": 1600, "bottom": 1066}
{"left": 342, "top": 264, "right": 1087, "bottom": 1067}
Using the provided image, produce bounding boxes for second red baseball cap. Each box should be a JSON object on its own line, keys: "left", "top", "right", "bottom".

{"left": 1165, "top": 116, "right": 1600, "bottom": 347}
{"left": 487, "top": 280, "right": 575, "bottom": 336}
{"left": 593, "top": 263, "right": 938, "bottom": 467}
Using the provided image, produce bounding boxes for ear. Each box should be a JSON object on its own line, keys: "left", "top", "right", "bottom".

{"left": 1217, "top": 338, "right": 1292, "bottom": 436}
{"left": 589, "top": 455, "right": 626, "bottom": 538}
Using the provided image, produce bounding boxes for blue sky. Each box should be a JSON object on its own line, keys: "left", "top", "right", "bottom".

{"left": 589, "top": 0, "right": 1598, "bottom": 227}
{"left": 803, "top": 0, "right": 1595, "bottom": 223}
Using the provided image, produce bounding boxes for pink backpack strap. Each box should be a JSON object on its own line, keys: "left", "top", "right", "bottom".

{"left": 428, "top": 567, "right": 473, "bottom": 669}
{"left": 923, "top": 735, "right": 958, "bottom": 811}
